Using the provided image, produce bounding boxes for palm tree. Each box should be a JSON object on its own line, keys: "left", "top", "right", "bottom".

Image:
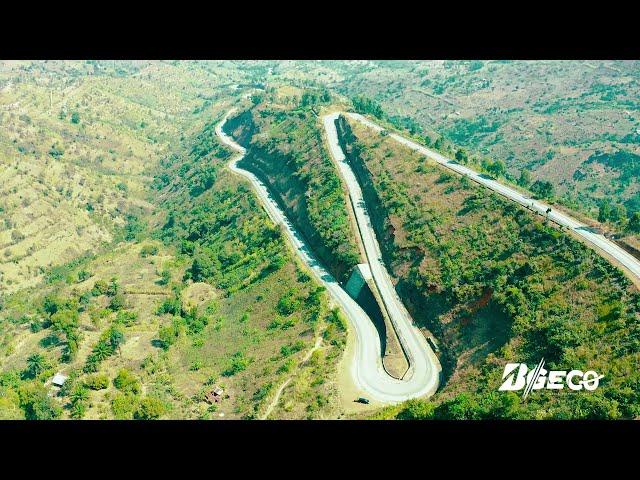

{"left": 92, "top": 341, "right": 113, "bottom": 362}
{"left": 70, "top": 386, "right": 89, "bottom": 404}
{"left": 26, "top": 353, "right": 46, "bottom": 378}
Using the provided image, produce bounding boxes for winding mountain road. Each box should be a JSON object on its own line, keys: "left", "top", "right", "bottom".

{"left": 216, "top": 109, "right": 440, "bottom": 404}
{"left": 216, "top": 103, "right": 640, "bottom": 408}
{"left": 344, "top": 112, "right": 640, "bottom": 283}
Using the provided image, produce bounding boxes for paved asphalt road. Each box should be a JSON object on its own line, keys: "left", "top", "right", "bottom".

{"left": 323, "top": 112, "right": 441, "bottom": 386}
{"left": 217, "top": 110, "right": 440, "bottom": 403}
{"left": 345, "top": 112, "right": 640, "bottom": 283}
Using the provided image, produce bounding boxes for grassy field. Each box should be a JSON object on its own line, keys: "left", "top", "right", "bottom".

{"left": 0, "top": 60, "right": 247, "bottom": 292}
{"left": 0, "top": 62, "right": 347, "bottom": 420}
{"left": 263, "top": 61, "right": 639, "bottom": 240}
{"left": 1, "top": 61, "right": 638, "bottom": 420}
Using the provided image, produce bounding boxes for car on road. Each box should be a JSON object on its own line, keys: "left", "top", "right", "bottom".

{"left": 356, "top": 397, "right": 370, "bottom": 404}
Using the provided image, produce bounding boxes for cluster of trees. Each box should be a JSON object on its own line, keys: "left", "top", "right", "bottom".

{"left": 163, "top": 174, "right": 287, "bottom": 294}
{"left": 84, "top": 325, "right": 125, "bottom": 373}
{"left": 110, "top": 369, "right": 166, "bottom": 419}
{"left": 39, "top": 295, "right": 82, "bottom": 362}
{"left": 586, "top": 149, "right": 639, "bottom": 187}
{"left": 530, "top": 180, "right": 555, "bottom": 199}
{"left": 598, "top": 198, "right": 639, "bottom": 233}
{"left": 156, "top": 297, "right": 210, "bottom": 349}
{"left": 140, "top": 244, "right": 159, "bottom": 257}
{"left": 222, "top": 107, "right": 359, "bottom": 282}
{"left": 397, "top": 392, "right": 522, "bottom": 420}
{"left": 352, "top": 95, "right": 385, "bottom": 119}
{"left": 123, "top": 213, "right": 147, "bottom": 242}
{"left": 222, "top": 351, "right": 252, "bottom": 377}
{"left": 276, "top": 288, "right": 302, "bottom": 316}
{"left": 299, "top": 89, "right": 331, "bottom": 108}
{"left": 481, "top": 158, "right": 507, "bottom": 178}
{"left": 343, "top": 117, "right": 640, "bottom": 419}
{"left": 518, "top": 169, "right": 532, "bottom": 188}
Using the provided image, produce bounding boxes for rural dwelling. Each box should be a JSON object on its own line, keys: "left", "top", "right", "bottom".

{"left": 51, "top": 373, "right": 68, "bottom": 388}
{"left": 205, "top": 386, "right": 225, "bottom": 404}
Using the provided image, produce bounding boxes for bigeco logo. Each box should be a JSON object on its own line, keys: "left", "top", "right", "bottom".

{"left": 499, "top": 358, "right": 604, "bottom": 399}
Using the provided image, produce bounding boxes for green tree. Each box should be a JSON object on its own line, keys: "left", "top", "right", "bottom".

{"left": 434, "top": 393, "right": 484, "bottom": 420}
{"left": 157, "top": 269, "right": 171, "bottom": 286}
{"left": 84, "top": 374, "right": 109, "bottom": 390}
{"left": 71, "top": 111, "right": 80, "bottom": 124}
{"left": 50, "top": 309, "right": 79, "bottom": 336}
{"left": 91, "top": 341, "right": 113, "bottom": 362}
{"left": 134, "top": 397, "right": 166, "bottom": 420}
{"left": 483, "top": 159, "right": 506, "bottom": 177}
{"left": 455, "top": 148, "right": 468, "bottom": 163}
{"left": 187, "top": 251, "right": 215, "bottom": 282}
{"left": 42, "top": 295, "right": 62, "bottom": 316}
{"left": 140, "top": 244, "right": 159, "bottom": 257}
{"left": 124, "top": 214, "right": 146, "bottom": 241}
{"left": 108, "top": 294, "right": 126, "bottom": 311}
{"left": 107, "top": 327, "right": 125, "bottom": 355}
{"left": 518, "top": 169, "right": 532, "bottom": 187}
{"left": 113, "top": 369, "right": 140, "bottom": 395}
{"left": 628, "top": 212, "right": 640, "bottom": 233}
{"left": 396, "top": 399, "right": 436, "bottom": 419}
{"left": 158, "top": 324, "right": 179, "bottom": 350}
{"left": 70, "top": 385, "right": 89, "bottom": 405}
{"left": 611, "top": 203, "right": 627, "bottom": 225}
{"left": 222, "top": 351, "right": 251, "bottom": 376}
{"left": 24, "top": 353, "right": 47, "bottom": 379}
{"left": 111, "top": 393, "right": 138, "bottom": 420}
{"left": 18, "top": 382, "right": 61, "bottom": 420}
{"left": 598, "top": 199, "right": 612, "bottom": 222}
{"left": 352, "top": 96, "right": 384, "bottom": 119}
{"left": 530, "top": 180, "right": 555, "bottom": 199}
{"left": 91, "top": 280, "right": 109, "bottom": 296}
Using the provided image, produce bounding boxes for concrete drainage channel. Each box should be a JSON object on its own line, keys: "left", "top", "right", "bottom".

{"left": 217, "top": 109, "right": 441, "bottom": 405}
{"left": 344, "top": 263, "right": 410, "bottom": 380}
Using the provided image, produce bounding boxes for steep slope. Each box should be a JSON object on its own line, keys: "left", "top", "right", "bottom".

{"left": 223, "top": 100, "right": 360, "bottom": 282}
{"left": 337, "top": 114, "right": 640, "bottom": 419}
{"left": 322, "top": 61, "right": 639, "bottom": 219}
{"left": 0, "top": 60, "right": 246, "bottom": 293}
{"left": 0, "top": 87, "right": 347, "bottom": 420}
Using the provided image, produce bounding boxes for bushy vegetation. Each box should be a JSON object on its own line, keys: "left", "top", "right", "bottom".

{"left": 341, "top": 117, "right": 640, "bottom": 419}
{"left": 321, "top": 60, "right": 640, "bottom": 229}
{"left": 225, "top": 101, "right": 360, "bottom": 282}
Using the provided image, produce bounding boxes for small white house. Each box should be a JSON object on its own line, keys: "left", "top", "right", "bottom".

{"left": 51, "top": 373, "right": 68, "bottom": 388}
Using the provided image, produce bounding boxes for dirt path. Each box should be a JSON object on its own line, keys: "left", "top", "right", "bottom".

{"left": 260, "top": 336, "right": 322, "bottom": 420}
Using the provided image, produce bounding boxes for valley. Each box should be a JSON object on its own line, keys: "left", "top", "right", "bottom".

{"left": 1, "top": 61, "right": 638, "bottom": 420}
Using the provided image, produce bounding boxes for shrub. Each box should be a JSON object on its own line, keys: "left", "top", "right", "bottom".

{"left": 276, "top": 290, "right": 301, "bottom": 316}
{"left": 115, "top": 310, "right": 138, "bottom": 326}
{"left": 84, "top": 374, "right": 109, "bottom": 390}
{"left": 158, "top": 323, "right": 180, "bottom": 350}
{"left": 108, "top": 294, "right": 126, "bottom": 311}
{"left": 134, "top": 397, "right": 166, "bottom": 420}
{"left": 140, "top": 244, "right": 159, "bottom": 257}
{"left": 222, "top": 352, "right": 251, "bottom": 377}
{"left": 111, "top": 393, "right": 138, "bottom": 420}
{"left": 280, "top": 340, "right": 305, "bottom": 357}
{"left": 113, "top": 369, "right": 140, "bottom": 395}
{"left": 91, "top": 280, "right": 109, "bottom": 296}
{"left": 157, "top": 269, "right": 171, "bottom": 286}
